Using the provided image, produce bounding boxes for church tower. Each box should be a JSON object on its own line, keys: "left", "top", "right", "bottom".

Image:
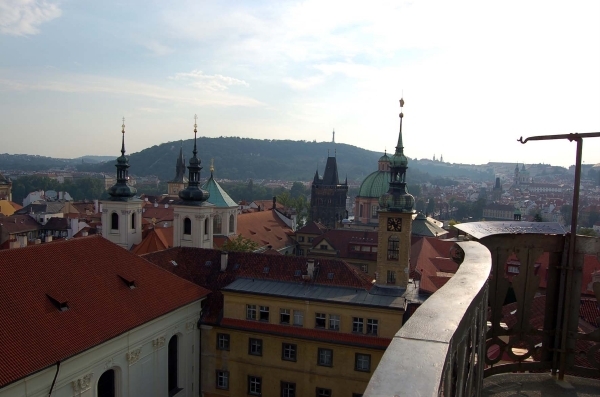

{"left": 101, "top": 119, "right": 143, "bottom": 250}
{"left": 168, "top": 141, "right": 188, "bottom": 196}
{"left": 172, "top": 116, "right": 215, "bottom": 249}
{"left": 310, "top": 153, "right": 348, "bottom": 229}
{"left": 376, "top": 99, "right": 415, "bottom": 288}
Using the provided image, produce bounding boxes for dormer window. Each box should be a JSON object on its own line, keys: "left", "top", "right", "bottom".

{"left": 46, "top": 293, "right": 69, "bottom": 312}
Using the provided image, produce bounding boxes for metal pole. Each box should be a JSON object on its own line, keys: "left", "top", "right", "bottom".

{"left": 518, "top": 132, "right": 599, "bottom": 379}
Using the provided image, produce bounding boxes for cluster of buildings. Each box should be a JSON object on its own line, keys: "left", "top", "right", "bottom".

{"left": 0, "top": 101, "right": 451, "bottom": 397}
{"left": 1, "top": 100, "right": 598, "bottom": 396}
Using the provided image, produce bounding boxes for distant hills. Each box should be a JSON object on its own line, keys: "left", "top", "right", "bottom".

{"left": 5, "top": 137, "right": 570, "bottom": 183}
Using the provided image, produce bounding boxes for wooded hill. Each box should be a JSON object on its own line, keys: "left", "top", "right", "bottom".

{"left": 3, "top": 137, "right": 495, "bottom": 183}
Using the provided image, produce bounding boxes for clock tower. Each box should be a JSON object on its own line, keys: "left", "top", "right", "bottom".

{"left": 376, "top": 98, "right": 415, "bottom": 288}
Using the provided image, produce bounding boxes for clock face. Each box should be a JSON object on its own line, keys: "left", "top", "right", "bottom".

{"left": 387, "top": 217, "right": 402, "bottom": 232}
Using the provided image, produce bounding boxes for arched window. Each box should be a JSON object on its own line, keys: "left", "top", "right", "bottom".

{"left": 98, "top": 369, "right": 116, "bottom": 397}
{"left": 213, "top": 215, "right": 222, "bottom": 234}
{"left": 183, "top": 218, "right": 191, "bottom": 235}
{"left": 111, "top": 213, "right": 119, "bottom": 230}
{"left": 131, "top": 212, "right": 135, "bottom": 229}
{"left": 387, "top": 235, "right": 399, "bottom": 260}
{"left": 229, "top": 214, "right": 235, "bottom": 233}
{"left": 204, "top": 218, "right": 209, "bottom": 237}
{"left": 168, "top": 335, "right": 180, "bottom": 395}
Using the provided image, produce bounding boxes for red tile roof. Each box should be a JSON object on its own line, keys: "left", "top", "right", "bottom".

{"left": 221, "top": 318, "right": 391, "bottom": 349}
{"left": 236, "top": 210, "right": 295, "bottom": 251}
{"left": 132, "top": 227, "right": 173, "bottom": 255}
{"left": 143, "top": 248, "right": 373, "bottom": 324}
{"left": 410, "top": 237, "right": 456, "bottom": 294}
{"left": 0, "top": 236, "right": 209, "bottom": 388}
{"left": 311, "top": 229, "right": 378, "bottom": 259}
{"left": 297, "top": 221, "right": 328, "bottom": 235}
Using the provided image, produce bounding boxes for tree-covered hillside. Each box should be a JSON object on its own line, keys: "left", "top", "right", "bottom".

{"left": 78, "top": 138, "right": 386, "bottom": 182}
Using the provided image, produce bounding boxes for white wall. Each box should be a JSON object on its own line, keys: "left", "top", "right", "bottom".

{"left": 1, "top": 301, "right": 202, "bottom": 397}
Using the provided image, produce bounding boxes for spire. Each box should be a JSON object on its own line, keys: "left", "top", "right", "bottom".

{"left": 210, "top": 158, "right": 215, "bottom": 175}
{"left": 107, "top": 118, "right": 137, "bottom": 200}
{"left": 379, "top": 98, "right": 414, "bottom": 213}
{"left": 178, "top": 115, "right": 210, "bottom": 203}
{"left": 396, "top": 98, "right": 405, "bottom": 153}
{"left": 332, "top": 128, "right": 335, "bottom": 143}
{"left": 120, "top": 117, "right": 126, "bottom": 157}
{"left": 313, "top": 167, "right": 320, "bottom": 183}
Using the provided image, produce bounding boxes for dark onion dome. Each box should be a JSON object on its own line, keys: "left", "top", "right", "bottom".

{"left": 107, "top": 119, "right": 137, "bottom": 201}
{"left": 378, "top": 184, "right": 415, "bottom": 212}
{"left": 178, "top": 116, "right": 210, "bottom": 205}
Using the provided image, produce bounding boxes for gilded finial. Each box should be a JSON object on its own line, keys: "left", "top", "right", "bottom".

{"left": 210, "top": 158, "right": 215, "bottom": 173}
{"left": 122, "top": 117, "right": 125, "bottom": 133}
{"left": 399, "top": 98, "right": 404, "bottom": 118}
{"left": 194, "top": 114, "right": 198, "bottom": 133}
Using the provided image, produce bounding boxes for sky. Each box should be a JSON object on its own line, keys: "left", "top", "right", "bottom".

{"left": 0, "top": 0, "right": 599, "bottom": 168}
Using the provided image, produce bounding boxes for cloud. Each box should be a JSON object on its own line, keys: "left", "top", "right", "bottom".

{"left": 283, "top": 75, "right": 326, "bottom": 91}
{"left": 0, "top": 73, "right": 263, "bottom": 108}
{"left": 143, "top": 40, "right": 174, "bottom": 57}
{"left": 170, "top": 70, "right": 249, "bottom": 92}
{"left": 0, "top": 0, "right": 62, "bottom": 36}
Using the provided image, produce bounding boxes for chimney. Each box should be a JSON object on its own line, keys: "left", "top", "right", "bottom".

{"left": 307, "top": 259, "right": 315, "bottom": 279}
{"left": 45, "top": 235, "right": 53, "bottom": 243}
{"left": 99, "top": 203, "right": 103, "bottom": 213}
{"left": 94, "top": 199, "right": 99, "bottom": 214}
{"left": 82, "top": 231, "right": 88, "bottom": 237}
{"left": 272, "top": 196, "right": 276, "bottom": 210}
{"left": 154, "top": 200, "right": 158, "bottom": 208}
{"left": 164, "top": 203, "right": 169, "bottom": 208}
{"left": 220, "top": 251, "right": 229, "bottom": 272}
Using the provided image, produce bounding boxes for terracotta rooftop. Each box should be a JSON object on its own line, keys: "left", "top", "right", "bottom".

{"left": 143, "top": 248, "right": 373, "bottom": 324}
{"left": 297, "top": 221, "right": 328, "bottom": 235}
{"left": 132, "top": 227, "right": 173, "bottom": 255}
{"left": 0, "top": 236, "right": 209, "bottom": 388}
{"left": 237, "top": 210, "right": 295, "bottom": 252}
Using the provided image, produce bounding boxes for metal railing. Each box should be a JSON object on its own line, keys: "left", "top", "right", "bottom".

{"left": 364, "top": 241, "right": 492, "bottom": 396}
{"left": 364, "top": 230, "right": 600, "bottom": 397}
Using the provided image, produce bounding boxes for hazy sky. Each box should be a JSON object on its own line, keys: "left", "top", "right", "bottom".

{"left": 1, "top": 0, "right": 599, "bottom": 167}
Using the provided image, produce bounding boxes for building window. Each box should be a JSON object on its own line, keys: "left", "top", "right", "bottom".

{"left": 229, "top": 214, "right": 235, "bottom": 233}
{"left": 280, "top": 309, "right": 291, "bottom": 324}
{"left": 387, "top": 270, "right": 396, "bottom": 284}
{"left": 298, "top": 236, "right": 305, "bottom": 242}
{"left": 282, "top": 343, "right": 297, "bottom": 361}
{"left": 317, "top": 348, "right": 333, "bottom": 367}
{"left": 328, "top": 314, "right": 340, "bottom": 331}
{"left": 315, "top": 313, "right": 326, "bottom": 328}
{"left": 367, "top": 319, "right": 379, "bottom": 335}
{"left": 204, "top": 217, "right": 209, "bottom": 236}
{"left": 259, "top": 306, "right": 269, "bottom": 321}
{"left": 98, "top": 369, "right": 116, "bottom": 397}
{"left": 168, "top": 335, "right": 181, "bottom": 396}
{"left": 298, "top": 248, "right": 304, "bottom": 256}
{"left": 353, "top": 317, "right": 364, "bottom": 333}
{"left": 247, "top": 304, "right": 257, "bottom": 320}
{"left": 281, "top": 381, "right": 296, "bottom": 397}
{"left": 355, "top": 353, "right": 371, "bottom": 372}
{"left": 183, "top": 217, "right": 191, "bottom": 235}
{"left": 308, "top": 237, "right": 314, "bottom": 242}
{"left": 248, "top": 376, "right": 262, "bottom": 396}
{"left": 320, "top": 244, "right": 328, "bottom": 250}
{"left": 111, "top": 213, "right": 118, "bottom": 230}
{"left": 131, "top": 212, "right": 135, "bottom": 229}
{"left": 249, "top": 338, "right": 263, "bottom": 356}
{"left": 216, "top": 370, "right": 229, "bottom": 390}
{"left": 213, "top": 215, "right": 222, "bottom": 234}
{"left": 387, "top": 235, "right": 399, "bottom": 260}
{"left": 317, "top": 388, "right": 332, "bottom": 397}
{"left": 371, "top": 205, "right": 378, "bottom": 219}
{"left": 360, "top": 264, "right": 368, "bottom": 273}
{"left": 217, "top": 333, "right": 230, "bottom": 351}
{"left": 359, "top": 204, "right": 363, "bottom": 217}
{"left": 293, "top": 310, "right": 303, "bottom": 326}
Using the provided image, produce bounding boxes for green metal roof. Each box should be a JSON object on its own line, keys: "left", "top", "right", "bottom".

{"left": 357, "top": 170, "right": 390, "bottom": 198}
{"left": 201, "top": 174, "right": 237, "bottom": 208}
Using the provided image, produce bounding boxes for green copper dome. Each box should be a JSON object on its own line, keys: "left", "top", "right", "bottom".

{"left": 379, "top": 153, "right": 390, "bottom": 162}
{"left": 358, "top": 170, "right": 391, "bottom": 198}
{"left": 390, "top": 153, "right": 408, "bottom": 167}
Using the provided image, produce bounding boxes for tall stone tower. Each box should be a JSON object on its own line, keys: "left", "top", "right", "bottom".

{"left": 168, "top": 141, "right": 188, "bottom": 196}
{"left": 310, "top": 154, "right": 348, "bottom": 229}
{"left": 376, "top": 99, "right": 415, "bottom": 288}
{"left": 101, "top": 119, "right": 143, "bottom": 250}
{"left": 172, "top": 116, "right": 215, "bottom": 249}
